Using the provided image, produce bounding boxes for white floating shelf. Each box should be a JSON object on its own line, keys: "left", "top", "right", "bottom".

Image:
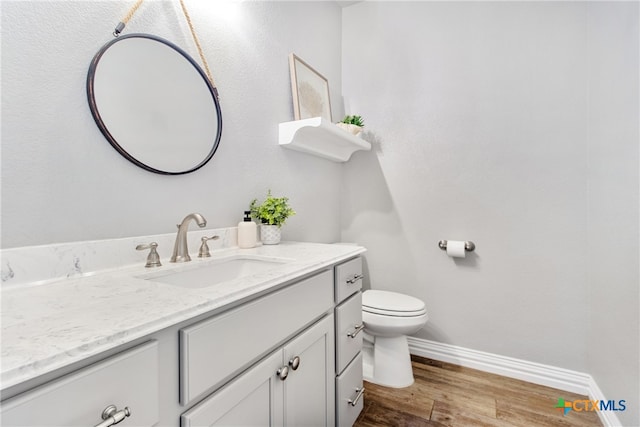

{"left": 279, "top": 117, "right": 371, "bottom": 162}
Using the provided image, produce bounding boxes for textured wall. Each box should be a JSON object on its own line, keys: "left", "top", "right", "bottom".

{"left": 1, "top": 1, "right": 344, "bottom": 248}
{"left": 585, "top": 3, "right": 639, "bottom": 426}
{"left": 342, "top": 1, "right": 590, "bottom": 371}
{"left": 342, "top": 2, "right": 639, "bottom": 422}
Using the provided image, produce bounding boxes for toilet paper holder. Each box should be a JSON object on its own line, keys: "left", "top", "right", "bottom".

{"left": 438, "top": 240, "right": 476, "bottom": 252}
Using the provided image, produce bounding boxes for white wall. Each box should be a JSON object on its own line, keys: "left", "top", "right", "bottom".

{"left": 342, "top": 3, "right": 638, "bottom": 424}
{"left": 586, "top": 3, "right": 639, "bottom": 427}
{"left": 1, "top": 1, "right": 344, "bottom": 249}
{"left": 343, "top": 0, "right": 590, "bottom": 369}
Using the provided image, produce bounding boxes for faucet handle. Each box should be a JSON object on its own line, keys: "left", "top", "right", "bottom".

{"left": 136, "top": 242, "right": 162, "bottom": 268}
{"left": 198, "top": 235, "right": 220, "bottom": 258}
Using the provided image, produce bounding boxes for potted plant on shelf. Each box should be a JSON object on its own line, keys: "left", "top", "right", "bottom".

{"left": 336, "top": 115, "right": 364, "bottom": 136}
{"left": 249, "top": 190, "right": 296, "bottom": 245}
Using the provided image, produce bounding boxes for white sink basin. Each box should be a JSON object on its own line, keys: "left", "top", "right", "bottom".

{"left": 142, "top": 256, "right": 290, "bottom": 289}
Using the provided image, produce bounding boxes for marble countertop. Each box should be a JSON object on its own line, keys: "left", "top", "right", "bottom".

{"left": 0, "top": 241, "right": 365, "bottom": 391}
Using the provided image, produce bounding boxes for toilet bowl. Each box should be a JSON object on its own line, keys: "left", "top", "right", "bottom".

{"left": 362, "top": 290, "right": 428, "bottom": 388}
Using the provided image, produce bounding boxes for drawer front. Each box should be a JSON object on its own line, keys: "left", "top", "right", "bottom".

{"left": 336, "top": 353, "right": 364, "bottom": 427}
{"left": 335, "top": 257, "right": 362, "bottom": 303}
{"left": 335, "top": 291, "right": 363, "bottom": 374}
{"left": 1, "top": 341, "right": 159, "bottom": 427}
{"left": 180, "top": 270, "right": 333, "bottom": 405}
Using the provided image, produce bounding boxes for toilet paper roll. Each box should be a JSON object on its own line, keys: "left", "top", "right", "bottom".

{"left": 446, "top": 241, "right": 466, "bottom": 258}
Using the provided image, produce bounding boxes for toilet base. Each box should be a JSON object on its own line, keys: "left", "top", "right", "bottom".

{"left": 362, "top": 335, "right": 414, "bottom": 388}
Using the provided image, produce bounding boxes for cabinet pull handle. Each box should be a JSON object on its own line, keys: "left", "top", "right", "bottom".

{"left": 347, "top": 324, "right": 365, "bottom": 338}
{"left": 277, "top": 366, "right": 289, "bottom": 381}
{"left": 288, "top": 356, "right": 301, "bottom": 371}
{"left": 94, "top": 405, "right": 130, "bottom": 427}
{"left": 348, "top": 387, "right": 365, "bottom": 407}
{"left": 346, "top": 274, "right": 363, "bottom": 284}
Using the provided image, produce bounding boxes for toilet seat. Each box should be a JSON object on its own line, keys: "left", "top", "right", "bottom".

{"left": 362, "top": 290, "right": 427, "bottom": 317}
{"left": 363, "top": 306, "right": 427, "bottom": 317}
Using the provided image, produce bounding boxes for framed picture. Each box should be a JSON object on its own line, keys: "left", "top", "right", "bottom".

{"left": 289, "top": 53, "right": 332, "bottom": 121}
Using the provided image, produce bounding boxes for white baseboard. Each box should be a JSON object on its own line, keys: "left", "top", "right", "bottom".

{"left": 407, "top": 337, "right": 622, "bottom": 427}
{"left": 587, "top": 376, "right": 624, "bottom": 427}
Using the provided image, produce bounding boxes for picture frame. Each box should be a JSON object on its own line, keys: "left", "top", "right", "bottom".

{"left": 289, "top": 53, "right": 332, "bottom": 121}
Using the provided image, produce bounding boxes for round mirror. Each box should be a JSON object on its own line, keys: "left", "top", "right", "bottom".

{"left": 87, "top": 34, "right": 222, "bottom": 175}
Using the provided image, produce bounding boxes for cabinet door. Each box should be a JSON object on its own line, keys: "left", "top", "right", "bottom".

{"left": 283, "top": 315, "right": 335, "bottom": 427}
{"left": 180, "top": 350, "right": 284, "bottom": 427}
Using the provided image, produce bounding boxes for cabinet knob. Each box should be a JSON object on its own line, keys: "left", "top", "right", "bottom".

{"left": 94, "top": 404, "right": 131, "bottom": 427}
{"left": 347, "top": 324, "right": 365, "bottom": 338}
{"left": 288, "top": 356, "right": 301, "bottom": 370}
{"left": 277, "top": 366, "right": 289, "bottom": 380}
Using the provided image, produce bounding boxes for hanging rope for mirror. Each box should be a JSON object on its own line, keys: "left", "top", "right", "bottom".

{"left": 112, "top": 0, "right": 143, "bottom": 37}
{"left": 112, "top": 0, "right": 219, "bottom": 99}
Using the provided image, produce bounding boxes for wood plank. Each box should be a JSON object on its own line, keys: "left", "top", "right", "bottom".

{"left": 411, "top": 355, "right": 589, "bottom": 405}
{"left": 356, "top": 400, "right": 445, "bottom": 426}
{"left": 410, "top": 356, "right": 593, "bottom": 412}
{"left": 362, "top": 381, "right": 435, "bottom": 419}
{"left": 497, "top": 398, "right": 603, "bottom": 427}
{"left": 430, "top": 400, "right": 515, "bottom": 427}
{"left": 408, "top": 362, "right": 498, "bottom": 418}
{"left": 353, "top": 356, "right": 603, "bottom": 427}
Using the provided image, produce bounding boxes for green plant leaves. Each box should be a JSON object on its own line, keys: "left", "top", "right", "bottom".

{"left": 340, "top": 115, "right": 364, "bottom": 127}
{"left": 249, "top": 190, "right": 296, "bottom": 227}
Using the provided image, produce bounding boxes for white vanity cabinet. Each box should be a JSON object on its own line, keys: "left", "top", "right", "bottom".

{"left": 1, "top": 246, "right": 367, "bottom": 427}
{"left": 0, "top": 341, "right": 159, "bottom": 427}
{"left": 181, "top": 315, "right": 335, "bottom": 427}
{"left": 333, "top": 257, "right": 365, "bottom": 426}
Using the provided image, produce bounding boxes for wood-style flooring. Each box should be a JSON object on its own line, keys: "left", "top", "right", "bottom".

{"left": 354, "top": 355, "right": 603, "bottom": 427}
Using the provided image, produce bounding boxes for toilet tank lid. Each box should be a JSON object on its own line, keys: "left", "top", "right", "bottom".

{"left": 362, "top": 290, "right": 425, "bottom": 312}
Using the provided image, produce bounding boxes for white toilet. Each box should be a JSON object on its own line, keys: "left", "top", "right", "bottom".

{"left": 362, "top": 290, "right": 428, "bottom": 388}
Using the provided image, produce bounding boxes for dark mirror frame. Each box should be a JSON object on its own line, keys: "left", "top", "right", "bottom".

{"left": 86, "top": 33, "right": 222, "bottom": 175}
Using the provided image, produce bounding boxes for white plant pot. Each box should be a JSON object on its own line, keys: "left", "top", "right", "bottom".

{"left": 260, "top": 224, "right": 281, "bottom": 245}
{"left": 336, "top": 122, "right": 363, "bottom": 136}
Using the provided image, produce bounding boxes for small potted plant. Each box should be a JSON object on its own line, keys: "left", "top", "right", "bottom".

{"left": 249, "top": 190, "right": 296, "bottom": 245}
{"left": 336, "top": 115, "right": 364, "bottom": 136}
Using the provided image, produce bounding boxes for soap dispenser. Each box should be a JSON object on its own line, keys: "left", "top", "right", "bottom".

{"left": 238, "top": 211, "right": 257, "bottom": 248}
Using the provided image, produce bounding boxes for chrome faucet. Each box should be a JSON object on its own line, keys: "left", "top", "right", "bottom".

{"left": 171, "top": 213, "right": 207, "bottom": 262}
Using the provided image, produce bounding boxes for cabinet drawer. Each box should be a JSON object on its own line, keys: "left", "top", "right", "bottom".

{"left": 0, "top": 341, "right": 159, "bottom": 427}
{"left": 180, "top": 270, "right": 333, "bottom": 405}
{"left": 335, "top": 291, "right": 363, "bottom": 374}
{"left": 336, "top": 352, "right": 364, "bottom": 427}
{"left": 335, "top": 257, "right": 362, "bottom": 303}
